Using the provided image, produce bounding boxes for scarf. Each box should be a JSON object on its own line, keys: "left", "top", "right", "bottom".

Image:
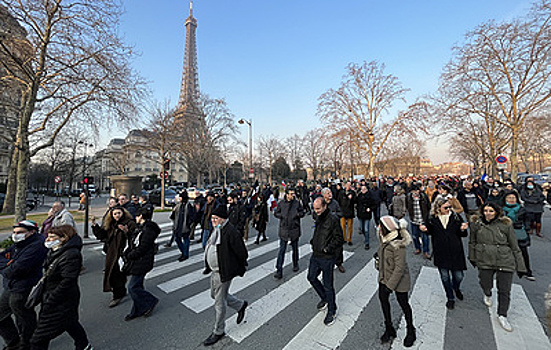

{"left": 438, "top": 213, "right": 450, "bottom": 229}
{"left": 503, "top": 203, "right": 521, "bottom": 221}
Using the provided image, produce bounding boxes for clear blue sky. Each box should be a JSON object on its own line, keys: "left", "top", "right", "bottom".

{"left": 109, "top": 0, "right": 532, "bottom": 164}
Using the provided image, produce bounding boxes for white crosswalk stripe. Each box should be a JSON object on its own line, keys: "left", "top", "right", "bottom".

{"left": 226, "top": 252, "right": 354, "bottom": 344}
{"left": 136, "top": 234, "right": 549, "bottom": 350}
{"left": 181, "top": 244, "right": 314, "bottom": 313}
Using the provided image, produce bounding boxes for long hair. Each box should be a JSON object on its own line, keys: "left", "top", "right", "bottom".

{"left": 479, "top": 201, "right": 503, "bottom": 218}
{"left": 102, "top": 206, "right": 133, "bottom": 229}
{"left": 430, "top": 198, "right": 449, "bottom": 217}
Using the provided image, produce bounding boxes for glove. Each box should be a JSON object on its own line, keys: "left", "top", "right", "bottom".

{"left": 469, "top": 260, "right": 477, "bottom": 268}
{"left": 517, "top": 271, "right": 526, "bottom": 279}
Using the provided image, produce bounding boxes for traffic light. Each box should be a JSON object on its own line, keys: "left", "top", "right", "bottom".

{"left": 164, "top": 158, "right": 171, "bottom": 171}
{"left": 83, "top": 176, "right": 94, "bottom": 184}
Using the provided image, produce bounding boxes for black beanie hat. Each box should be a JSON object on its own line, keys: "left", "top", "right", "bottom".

{"left": 211, "top": 205, "right": 228, "bottom": 219}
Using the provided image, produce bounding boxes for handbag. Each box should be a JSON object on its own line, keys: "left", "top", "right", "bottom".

{"left": 25, "top": 257, "right": 61, "bottom": 309}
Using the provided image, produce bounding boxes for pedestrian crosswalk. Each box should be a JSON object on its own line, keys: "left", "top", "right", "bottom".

{"left": 85, "top": 226, "right": 551, "bottom": 350}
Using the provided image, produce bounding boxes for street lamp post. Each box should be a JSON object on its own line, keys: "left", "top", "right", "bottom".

{"left": 78, "top": 141, "right": 93, "bottom": 238}
{"left": 238, "top": 119, "right": 253, "bottom": 181}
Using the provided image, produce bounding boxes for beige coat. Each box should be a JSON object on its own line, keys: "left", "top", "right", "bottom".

{"left": 377, "top": 229, "right": 412, "bottom": 293}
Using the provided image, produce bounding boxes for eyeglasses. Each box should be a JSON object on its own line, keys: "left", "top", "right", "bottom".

{"left": 442, "top": 206, "right": 452, "bottom": 210}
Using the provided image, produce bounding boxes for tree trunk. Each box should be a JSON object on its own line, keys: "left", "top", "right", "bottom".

{"left": 510, "top": 130, "right": 520, "bottom": 180}
{"left": 14, "top": 135, "right": 30, "bottom": 222}
{"left": 2, "top": 147, "right": 19, "bottom": 214}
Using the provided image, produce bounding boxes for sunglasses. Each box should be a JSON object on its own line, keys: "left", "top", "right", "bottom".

{"left": 442, "top": 206, "right": 452, "bottom": 210}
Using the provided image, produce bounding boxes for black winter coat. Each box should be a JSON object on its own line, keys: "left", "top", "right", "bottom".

{"left": 425, "top": 213, "right": 467, "bottom": 271}
{"left": 204, "top": 222, "right": 249, "bottom": 283}
{"left": 228, "top": 202, "right": 247, "bottom": 236}
{"left": 356, "top": 191, "right": 374, "bottom": 220}
{"left": 0, "top": 233, "right": 47, "bottom": 293}
{"left": 311, "top": 209, "right": 344, "bottom": 259}
{"left": 124, "top": 221, "right": 161, "bottom": 275}
{"left": 338, "top": 189, "right": 357, "bottom": 219}
{"left": 274, "top": 199, "right": 305, "bottom": 241}
{"left": 33, "top": 235, "right": 83, "bottom": 340}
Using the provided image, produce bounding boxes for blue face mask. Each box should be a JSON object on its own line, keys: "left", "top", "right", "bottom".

{"left": 527, "top": 185, "right": 534, "bottom": 190}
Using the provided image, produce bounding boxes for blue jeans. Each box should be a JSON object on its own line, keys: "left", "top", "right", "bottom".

{"left": 438, "top": 268, "right": 464, "bottom": 302}
{"left": 202, "top": 229, "right": 210, "bottom": 249}
{"left": 128, "top": 274, "right": 159, "bottom": 317}
{"left": 175, "top": 235, "right": 190, "bottom": 258}
{"left": 276, "top": 239, "right": 299, "bottom": 273}
{"left": 411, "top": 223, "right": 430, "bottom": 254}
{"left": 359, "top": 219, "right": 371, "bottom": 245}
{"left": 307, "top": 256, "right": 337, "bottom": 313}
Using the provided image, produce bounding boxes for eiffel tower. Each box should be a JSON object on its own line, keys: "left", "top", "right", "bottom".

{"left": 177, "top": 0, "right": 200, "bottom": 119}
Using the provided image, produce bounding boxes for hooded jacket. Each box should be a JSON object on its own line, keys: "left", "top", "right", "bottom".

{"left": 468, "top": 215, "right": 527, "bottom": 273}
{"left": 377, "top": 225, "right": 412, "bottom": 293}
{"left": 33, "top": 235, "right": 83, "bottom": 340}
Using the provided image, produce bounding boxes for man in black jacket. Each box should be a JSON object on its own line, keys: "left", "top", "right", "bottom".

{"left": 0, "top": 220, "right": 47, "bottom": 350}
{"left": 227, "top": 193, "right": 246, "bottom": 237}
{"left": 203, "top": 205, "right": 249, "bottom": 346}
{"left": 308, "top": 198, "right": 344, "bottom": 327}
{"left": 338, "top": 181, "right": 357, "bottom": 246}
{"left": 273, "top": 188, "right": 305, "bottom": 279}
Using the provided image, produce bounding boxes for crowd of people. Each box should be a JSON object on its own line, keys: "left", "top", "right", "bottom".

{"left": 0, "top": 173, "right": 544, "bottom": 348}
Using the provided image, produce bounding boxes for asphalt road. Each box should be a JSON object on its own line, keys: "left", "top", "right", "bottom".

{"left": 2, "top": 207, "right": 550, "bottom": 350}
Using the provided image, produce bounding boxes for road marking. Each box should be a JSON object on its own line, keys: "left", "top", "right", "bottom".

{"left": 154, "top": 241, "right": 204, "bottom": 262}
{"left": 181, "top": 244, "right": 313, "bottom": 311}
{"left": 281, "top": 256, "right": 375, "bottom": 350}
{"left": 146, "top": 240, "right": 275, "bottom": 280}
{"left": 392, "top": 266, "right": 447, "bottom": 349}
{"left": 226, "top": 252, "right": 354, "bottom": 344}
{"left": 489, "top": 283, "right": 551, "bottom": 350}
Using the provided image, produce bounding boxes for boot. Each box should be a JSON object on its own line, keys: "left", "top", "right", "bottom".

{"left": 536, "top": 223, "right": 543, "bottom": 237}
{"left": 380, "top": 322, "right": 396, "bottom": 343}
{"left": 403, "top": 325, "right": 416, "bottom": 347}
{"left": 527, "top": 222, "right": 535, "bottom": 235}
{"left": 261, "top": 233, "right": 267, "bottom": 241}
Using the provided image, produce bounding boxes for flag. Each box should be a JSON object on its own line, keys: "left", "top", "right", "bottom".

{"left": 281, "top": 180, "right": 286, "bottom": 187}
{"left": 481, "top": 172, "right": 488, "bottom": 182}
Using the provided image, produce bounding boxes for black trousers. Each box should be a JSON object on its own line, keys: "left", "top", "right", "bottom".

{"left": 378, "top": 283, "right": 413, "bottom": 327}
{"left": 0, "top": 289, "right": 36, "bottom": 346}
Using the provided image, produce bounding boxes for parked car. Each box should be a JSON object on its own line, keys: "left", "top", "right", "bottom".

{"left": 149, "top": 188, "right": 178, "bottom": 207}
{"left": 517, "top": 173, "right": 547, "bottom": 187}
{"left": 187, "top": 187, "right": 199, "bottom": 200}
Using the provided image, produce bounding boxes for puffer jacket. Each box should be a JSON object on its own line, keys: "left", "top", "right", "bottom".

{"left": 33, "top": 235, "right": 83, "bottom": 340}
{"left": 274, "top": 198, "right": 305, "bottom": 241}
{"left": 468, "top": 215, "right": 527, "bottom": 273}
{"left": 520, "top": 187, "right": 545, "bottom": 213}
{"left": 377, "top": 228, "right": 412, "bottom": 293}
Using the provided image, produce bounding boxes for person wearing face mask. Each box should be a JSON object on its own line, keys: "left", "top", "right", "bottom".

{"left": 502, "top": 191, "right": 535, "bottom": 281}
{"left": 91, "top": 206, "right": 136, "bottom": 308}
{"left": 520, "top": 180, "right": 545, "bottom": 237}
{"left": 30, "top": 225, "right": 92, "bottom": 350}
{"left": 0, "top": 220, "right": 47, "bottom": 350}
{"left": 468, "top": 202, "right": 527, "bottom": 332}
{"left": 420, "top": 199, "right": 469, "bottom": 310}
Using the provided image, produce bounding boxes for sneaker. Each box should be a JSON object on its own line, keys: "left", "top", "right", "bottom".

{"left": 484, "top": 295, "right": 492, "bottom": 307}
{"left": 364, "top": 244, "right": 370, "bottom": 250}
{"left": 323, "top": 311, "right": 336, "bottom": 326}
{"left": 446, "top": 300, "right": 455, "bottom": 310}
{"left": 317, "top": 300, "right": 328, "bottom": 311}
{"left": 109, "top": 298, "right": 123, "bottom": 308}
{"left": 455, "top": 289, "right": 464, "bottom": 300}
{"left": 274, "top": 272, "right": 282, "bottom": 280}
{"left": 83, "top": 344, "right": 94, "bottom": 350}
{"left": 497, "top": 315, "right": 513, "bottom": 332}
{"left": 526, "top": 275, "right": 536, "bottom": 281}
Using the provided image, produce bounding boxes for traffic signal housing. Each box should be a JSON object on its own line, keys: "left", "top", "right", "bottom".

{"left": 83, "top": 176, "right": 94, "bottom": 184}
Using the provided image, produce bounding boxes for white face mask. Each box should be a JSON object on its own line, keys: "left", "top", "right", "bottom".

{"left": 44, "top": 240, "right": 62, "bottom": 250}
{"left": 12, "top": 233, "right": 27, "bottom": 242}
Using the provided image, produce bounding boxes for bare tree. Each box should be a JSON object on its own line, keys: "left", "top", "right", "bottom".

{"left": 176, "top": 94, "right": 239, "bottom": 187}
{"left": 434, "top": 0, "right": 551, "bottom": 179}
{"left": 318, "top": 61, "right": 430, "bottom": 176}
{"left": 257, "top": 135, "right": 284, "bottom": 183}
{"left": 302, "top": 128, "right": 328, "bottom": 180}
{"left": 0, "top": 0, "right": 147, "bottom": 220}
